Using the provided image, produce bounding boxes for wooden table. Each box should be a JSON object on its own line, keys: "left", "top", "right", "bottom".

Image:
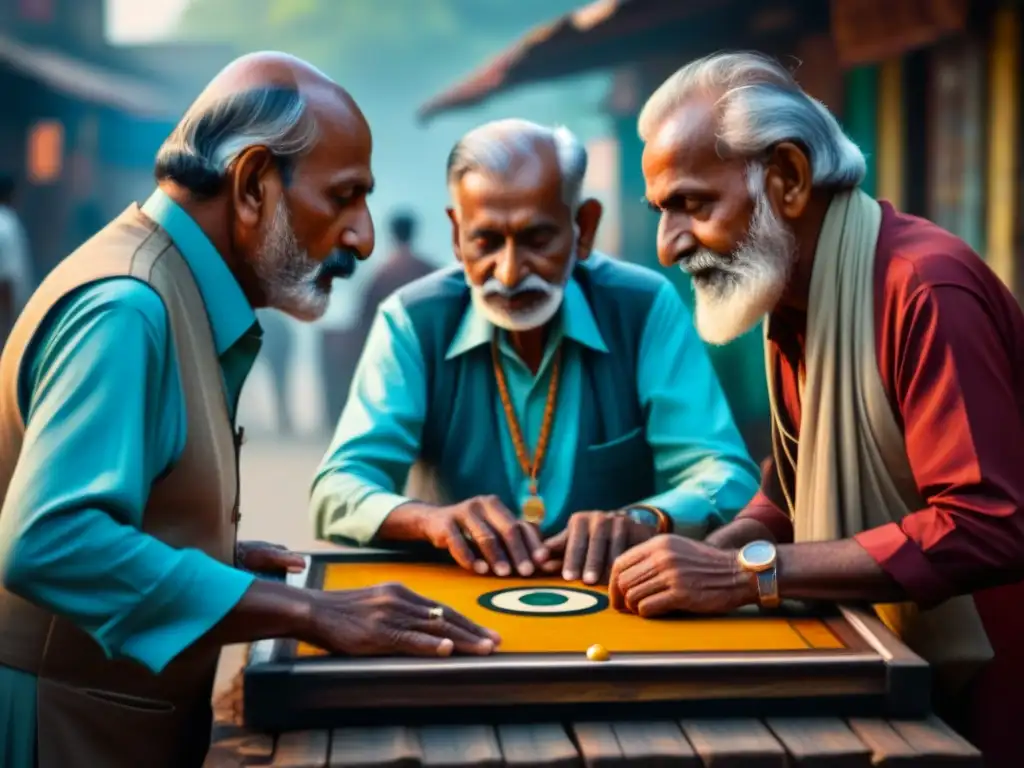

{"left": 245, "top": 554, "right": 937, "bottom": 731}
{"left": 212, "top": 552, "right": 983, "bottom": 765}
{"left": 204, "top": 714, "right": 983, "bottom": 767}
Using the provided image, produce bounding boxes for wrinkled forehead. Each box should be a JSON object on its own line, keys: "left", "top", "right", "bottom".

{"left": 295, "top": 91, "right": 374, "bottom": 187}
{"left": 452, "top": 154, "right": 568, "bottom": 229}
{"left": 641, "top": 97, "right": 746, "bottom": 196}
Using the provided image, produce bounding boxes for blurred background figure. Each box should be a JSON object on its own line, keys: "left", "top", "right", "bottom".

{"left": 0, "top": 175, "right": 32, "bottom": 344}
{"left": 320, "top": 209, "right": 435, "bottom": 426}
{"left": 258, "top": 310, "right": 296, "bottom": 436}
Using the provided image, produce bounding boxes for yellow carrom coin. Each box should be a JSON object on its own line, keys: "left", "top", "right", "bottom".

{"left": 296, "top": 561, "right": 845, "bottom": 657}
{"left": 243, "top": 551, "right": 934, "bottom": 734}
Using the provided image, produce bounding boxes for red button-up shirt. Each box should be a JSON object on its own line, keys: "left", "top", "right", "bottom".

{"left": 740, "top": 202, "right": 1024, "bottom": 762}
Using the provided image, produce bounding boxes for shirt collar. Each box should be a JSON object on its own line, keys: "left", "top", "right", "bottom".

{"left": 445, "top": 274, "right": 608, "bottom": 360}
{"left": 140, "top": 189, "right": 256, "bottom": 355}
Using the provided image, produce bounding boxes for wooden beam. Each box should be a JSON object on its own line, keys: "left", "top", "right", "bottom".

{"left": 985, "top": 4, "right": 1020, "bottom": 294}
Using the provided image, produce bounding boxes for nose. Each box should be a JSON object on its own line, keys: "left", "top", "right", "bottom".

{"left": 339, "top": 206, "right": 375, "bottom": 260}
{"left": 657, "top": 215, "right": 696, "bottom": 269}
{"left": 493, "top": 241, "right": 523, "bottom": 288}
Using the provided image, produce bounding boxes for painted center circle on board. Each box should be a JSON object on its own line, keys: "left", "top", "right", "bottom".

{"left": 521, "top": 592, "right": 569, "bottom": 607}
{"left": 478, "top": 587, "right": 609, "bottom": 617}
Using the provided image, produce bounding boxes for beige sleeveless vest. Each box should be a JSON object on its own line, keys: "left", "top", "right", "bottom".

{"left": 0, "top": 205, "right": 240, "bottom": 767}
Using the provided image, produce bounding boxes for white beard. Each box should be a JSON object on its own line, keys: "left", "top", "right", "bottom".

{"left": 685, "top": 188, "right": 797, "bottom": 345}
{"left": 252, "top": 198, "right": 331, "bottom": 322}
{"left": 467, "top": 250, "right": 576, "bottom": 332}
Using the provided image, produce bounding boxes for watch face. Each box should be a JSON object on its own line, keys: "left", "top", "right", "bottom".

{"left": 743, "top": 540, "right": 776, "bottom": 568}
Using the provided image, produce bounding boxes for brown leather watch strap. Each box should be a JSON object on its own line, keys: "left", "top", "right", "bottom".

{"left": 625, "top": 503, "right": 674, "bottom": 534}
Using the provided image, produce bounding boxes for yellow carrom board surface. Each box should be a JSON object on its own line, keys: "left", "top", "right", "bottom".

{"left": 297, "top": 561, "right": 845, "bottom": 656}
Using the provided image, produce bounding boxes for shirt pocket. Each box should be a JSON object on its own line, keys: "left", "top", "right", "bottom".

{"left": 36, "top": 678, "right": 192, "bottom": 767}
{"left": 584, "top": 426, "right": 647, "bottom": 469}
{"left": 574, "top": 426, "right": 654, "bottom": 510}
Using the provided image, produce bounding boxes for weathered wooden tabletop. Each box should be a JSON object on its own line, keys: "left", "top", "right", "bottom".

{"left": 204, "top": 713, "right": 983, "bottom": 767}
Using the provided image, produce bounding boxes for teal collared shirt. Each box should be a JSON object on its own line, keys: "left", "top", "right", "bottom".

{"left": 311, "top": 262, "right": 760, "bottom": 544}
{"left": 0, "top": 189, "right": 259, "bottom": 768}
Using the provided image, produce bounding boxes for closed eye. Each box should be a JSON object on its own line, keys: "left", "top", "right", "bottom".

{"left": 662, "top": 193, "right": 708, "bottom": 215}
{"left": 332, "top": 182, "right": 373, "bottom": 208}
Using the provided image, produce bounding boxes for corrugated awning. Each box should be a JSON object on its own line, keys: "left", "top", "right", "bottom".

{"left": 0, "top": 34, "right": 171, "bottom": 117}
{"left": 418, "top": 0, "right": 969, "bottom": 122}
{"left": 830, "top": 0, "right": 968, "bottom": 67}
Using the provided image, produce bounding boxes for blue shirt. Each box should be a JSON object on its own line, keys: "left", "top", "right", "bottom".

{"left": 0, "top": 190, "right": 258, "bottom": 768}
{"left": 311, "top": 262, "right": 760, "bottom": 544}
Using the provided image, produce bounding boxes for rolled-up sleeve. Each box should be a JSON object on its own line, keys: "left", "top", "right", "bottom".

{"left": 0, "top": 280, "right": 253, "bottom": 674}
{"left": 853, "top": 284, "right": 1024, "bottom": 607}
{"left": 634, "top": 282, "right": 761, "bottom": 536}
{"left": 310, "top": 297, "right": 428, "bottom": 545}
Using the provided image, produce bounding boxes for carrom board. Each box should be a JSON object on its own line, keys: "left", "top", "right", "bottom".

{"left": 244, "top": 550, "right": 932, "bottom": 732}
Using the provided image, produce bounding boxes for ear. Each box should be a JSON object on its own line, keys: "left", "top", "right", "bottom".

{"left": 764, "top": 141, "right": 812, "bottom": 221}
{"left": 230, "top": 146, "right": 278, "bottom": 229}
{"left": 446, "top": 206, "right": 463, "bottom": 263}
{"left": 573, "top": 198, "right": 603, "bottom": 261}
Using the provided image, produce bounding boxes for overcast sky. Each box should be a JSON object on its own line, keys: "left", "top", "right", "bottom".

{"left": 105, "top": 0, "right": 191, "bottom": 43}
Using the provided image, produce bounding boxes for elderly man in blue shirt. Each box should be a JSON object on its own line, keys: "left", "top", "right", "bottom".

{"left": 311, "top": 118, "right": 760, "bottom": 585}
{"left": 0, "top": 52, "right": 496, "bottom": 768}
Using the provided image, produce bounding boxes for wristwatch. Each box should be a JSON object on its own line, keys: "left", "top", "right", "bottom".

{"left": 623, "top": 504, "right": 673, "bottom": 534}
{"left": 737, "top": 540, "right": 779, "bottom": 608}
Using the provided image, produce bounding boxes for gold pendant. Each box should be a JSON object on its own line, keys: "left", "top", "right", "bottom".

{"left": 522, "top": 495, "right": 546, "bottom": 525}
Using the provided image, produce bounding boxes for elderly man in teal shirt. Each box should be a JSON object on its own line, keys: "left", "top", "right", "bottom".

{"left": 311, "top": 119, "right": 759, "bottom": 585}
{"left": 0, "top": 191, "right": 267, "bottom": 766}
{"left": 0, "top": 53, "right": 497, "bottom": 768}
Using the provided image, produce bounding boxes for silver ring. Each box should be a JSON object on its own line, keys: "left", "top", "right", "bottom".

{"left": 428, "top": 605, "right": 445, "bottom": 622}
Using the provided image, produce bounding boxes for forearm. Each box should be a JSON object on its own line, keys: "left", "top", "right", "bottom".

{"left": 705, "top": 517, "right": 775, "bottom": 549}
{"left": 200, "top": 579, "right": 315, "bottom": 648}
{"left": 1, "top": 512, "right": 325, "bottom": 670}
{"left": 0, "top": 506, "right": 271, "bottom": 672}
{"left": 309, "top": 469, "right": 413, "bottom": 545}
{"left": 376, "top": 501, "right": 436, "bottom": 541}
{"left": 776, "top": 539, "right": 907, "bottom": 603}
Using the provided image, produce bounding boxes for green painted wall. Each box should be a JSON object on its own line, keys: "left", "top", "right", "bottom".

{"left": 842, "top": 66, "right": 879, "bottom": 197}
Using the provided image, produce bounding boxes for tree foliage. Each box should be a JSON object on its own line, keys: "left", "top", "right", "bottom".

{"left": 177, "top": 0, "right": 587, "bottom": 91}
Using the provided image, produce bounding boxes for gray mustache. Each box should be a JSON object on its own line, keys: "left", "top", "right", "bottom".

{"left": 317, "top": 249, "right": 358, "bottom": 281}
{"left": 680, "top": 249, "right": 731, "bottom": 273}
{"left": 480, "top": 273, "right": 554, "bottom": 298}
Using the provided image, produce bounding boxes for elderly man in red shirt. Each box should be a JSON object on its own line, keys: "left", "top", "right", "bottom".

{"left": 608, "top": 51, "right": 1024, "bottom": 765}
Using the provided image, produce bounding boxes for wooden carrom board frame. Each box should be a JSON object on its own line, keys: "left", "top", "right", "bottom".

{"left": 243, "top": 551, "right": 931, "bottom": 733}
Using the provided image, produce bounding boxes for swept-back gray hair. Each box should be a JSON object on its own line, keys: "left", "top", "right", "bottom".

{"left": 446, "top": 118, "right": 588, "bottom": 212}
{"left": 638, "top": 51, "right": 865, "bottom": 190}
{"left": 155, "top": 86, "right": 319, "bottom": 199}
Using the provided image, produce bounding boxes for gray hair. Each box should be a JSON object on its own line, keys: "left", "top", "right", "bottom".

{"left": 155, "top": 85, "right": 319, "bottom": 199}
{"left": 638, "top": 51, "right": 865, "bottom": 190}
{"left": 446, "top": 119, "right": 588, "bottom": 212}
